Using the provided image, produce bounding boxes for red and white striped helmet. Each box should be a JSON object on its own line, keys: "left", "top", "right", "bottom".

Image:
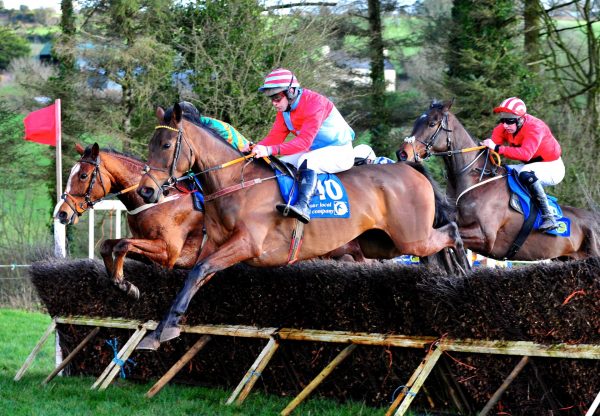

{"left": 493, "top": 97, "right": 527, "bottom": 117}
{"left": 258, "top": 68, "right": 300, "bottom": 95}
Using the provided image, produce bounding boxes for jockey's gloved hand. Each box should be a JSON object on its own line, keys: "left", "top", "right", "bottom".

{"left": 481, "top": 138, "right": 497, "bottom": 151}
{"left": 252, "top": 145, "right": 272, "bottom": 158}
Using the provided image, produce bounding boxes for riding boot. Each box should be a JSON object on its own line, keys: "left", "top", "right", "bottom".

{"left": 276, "top": 168, "right": 317, "bottom": 224}
{"left": 530, "top": 180, "right": 558, "bottom": 232}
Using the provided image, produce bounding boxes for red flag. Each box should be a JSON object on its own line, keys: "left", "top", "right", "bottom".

{"left": 24, "top": 103, "right": 57, "bottom": 146}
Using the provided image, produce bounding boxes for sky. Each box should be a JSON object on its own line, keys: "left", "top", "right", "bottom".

{"left": 4, "top": 0, "right": 61, "bottom": 11}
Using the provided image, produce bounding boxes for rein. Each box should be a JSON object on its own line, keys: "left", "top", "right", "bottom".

{"left": 403, "top": 111, "right": 503, "bottom": 204}
{"left": 150, "top": 125, "right": 275, "bottom": 201}
{"left": 404, "top": 112, "right": 501, "bottom": 167}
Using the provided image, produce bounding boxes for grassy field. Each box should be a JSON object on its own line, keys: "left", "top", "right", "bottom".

{"left": 0, "top": 309, "right": 389, "bottom": 416}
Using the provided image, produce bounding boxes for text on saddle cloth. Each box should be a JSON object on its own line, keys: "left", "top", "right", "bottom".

{"left": 275, "top": 169, "right": 350, "bottom": 219}
{"left": 506, "top": 167, "right": 570, "bottom": 237}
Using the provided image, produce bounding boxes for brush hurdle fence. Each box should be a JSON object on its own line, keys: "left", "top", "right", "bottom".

{"left": 14, "top": 315, "right": 600, "bottom": 415}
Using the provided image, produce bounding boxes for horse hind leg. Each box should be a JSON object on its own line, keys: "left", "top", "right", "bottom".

{"left": 398, "top": 222, "right": 469, "bottom": 274}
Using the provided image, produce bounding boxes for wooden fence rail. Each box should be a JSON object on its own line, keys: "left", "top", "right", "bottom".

{"left": 14, "top": 316, "right": 600, "bottom": 415}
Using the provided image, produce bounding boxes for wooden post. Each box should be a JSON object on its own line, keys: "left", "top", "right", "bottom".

{"left": 14, "top": 319, "right": 57, "bottom": 381}
{"left": 145, "top": 335, "right": 212, "bottom": 398}
{"left": 586, "top": 389, "right": 600, "bottom": 416}
{"left": 480, "top": 356, "right": 530, "bottom": 416}
{"left": 227, "top": 336, "right": 280, "bottom": 405}
{"left": 97, "top": 325, "right": 149, "bottom": 391}
{"left": 385, "top": 346, "right": 439, "bottom": 416}
{"left": 387, "top": 347, "right": 442, "bottom": 416}
{"left": 280, "top": 343, "right": 357, "bottom": 416}
{"left": 91, "top": 321, "right": 151, "bottom": 390}
{"left": 43, "top": 326, "right": 100, "bottom": 385}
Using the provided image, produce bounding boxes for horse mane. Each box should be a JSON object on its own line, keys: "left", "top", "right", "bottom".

{"left": 163, "top": 102, "right": 245, "bottom": 156}
{"left": 83, "top": 144, "right": 145, "bottom": 169}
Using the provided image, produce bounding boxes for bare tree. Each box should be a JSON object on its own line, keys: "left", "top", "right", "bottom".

{"left": 540, "top": 0, "right": 600, "bottom": 134}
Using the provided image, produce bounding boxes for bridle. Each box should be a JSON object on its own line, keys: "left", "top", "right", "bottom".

{"left": 403, "top": 111, "right": 500, "bottom": 180}
{"left": 143, "top": 125, "right": 194, "bottom": 192}
{"left": 142, "top": 123, "right": 273, "bottom": 200}
{"left": 61, "top": 156, "right": 107, "bottom": 215}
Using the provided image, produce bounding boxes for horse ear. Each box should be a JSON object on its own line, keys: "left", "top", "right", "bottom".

{"left": 173, "top": 102, "right": 183, "bottom": 123}
{"left": 156, "top": 107, "right": 165, "bottom": 122}
{"left": 91, "top": 142, "right": 100, "bottom": 159}
{"left": 75, "top": 143, "right": 85, "bottom": 155}
{"left": 444, "top": 98, "right": 455, "bottom": 112}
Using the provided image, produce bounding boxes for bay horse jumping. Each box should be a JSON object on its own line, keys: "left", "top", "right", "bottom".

{"left": 56, "top": 143, "right": 367, "bottom": 297}
{"left": 397, "top": 100, "right": 600, "bottom": 260}
{"left": 56, "top": 143, "right": 207, "bottom": 299}
{"left": 135, "top": 102, "right": 467, "bottom": 350}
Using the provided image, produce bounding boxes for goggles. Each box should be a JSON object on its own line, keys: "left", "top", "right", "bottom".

{"left": 498, "top": 118, "right": 519, "bottom": 125}
{"left": 269, "top": 92, "right": 286, "bottom": 103}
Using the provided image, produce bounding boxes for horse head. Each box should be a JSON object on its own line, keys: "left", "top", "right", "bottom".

{"left": 138, "top": 102, "right": 246, "bottom": 204}
{"left": 138, "top": 103, "right": 198, "bottom": 203}
{"left": 55, "top": 142, "right": 109, "bottom": 225}
{"left": 397, "top": 99, "right": 455, "bottom": 162}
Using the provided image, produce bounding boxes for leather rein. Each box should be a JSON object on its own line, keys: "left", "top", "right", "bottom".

{"left": 145, "top": 125, "right": 276, "bottom": 201}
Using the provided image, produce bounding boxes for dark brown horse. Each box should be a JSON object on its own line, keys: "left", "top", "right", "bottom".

{"left": 135, "top": 103, "right": 467, "bottom": 350}
{"left": 56, "top": 143, "right": 207, "bottom": 299}
{"left": 397, "top": 100, "right": 600, "bottom": 260}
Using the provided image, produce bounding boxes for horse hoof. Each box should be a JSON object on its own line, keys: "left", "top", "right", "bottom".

{"left": 159, "top": 326, "right": 181, "bottom": 343}
{"left": 127, "top": 284, "right": 140, "bottom": 300}
{"left": 136, "top": 335, "right": 160, "bottom": 351}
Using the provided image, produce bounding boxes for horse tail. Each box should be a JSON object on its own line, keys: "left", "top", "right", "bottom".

{"left": 406, "top": 162, "right": 456, "bottom": 227}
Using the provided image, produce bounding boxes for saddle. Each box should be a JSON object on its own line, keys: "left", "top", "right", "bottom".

{"left": 265, "top": 156, "right": 350, "bottom": 219}
{"left": 506, "top": 167, "right": 569, "bottom": 236}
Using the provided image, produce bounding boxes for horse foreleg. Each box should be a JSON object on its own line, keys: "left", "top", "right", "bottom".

{"left": 100, "top": 239, "right": 119, "bottom": 278}
{"left": 110, "top": 238, "right": 170, "bottom": 300}
{"left": 138, "top": 230, "right": 257, "bottom": 351}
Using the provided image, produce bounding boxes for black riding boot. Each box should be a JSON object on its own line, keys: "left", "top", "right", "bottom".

{"left": 530, "top": 181, "right": 558, "bottom": 232}
{"left": 276, "top": 168, "right": 317, "bottom": 224}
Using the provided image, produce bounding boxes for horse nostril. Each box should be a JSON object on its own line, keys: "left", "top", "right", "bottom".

{"left": 58, "top": 211, "right": 67, "bottom": 220}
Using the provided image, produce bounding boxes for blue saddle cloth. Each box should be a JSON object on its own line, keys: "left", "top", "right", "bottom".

{"left": 275, "top": 169, "right": 350, "bottom": 219}
{"left": 506, "top": 167, "right": 570, "bottom": 236}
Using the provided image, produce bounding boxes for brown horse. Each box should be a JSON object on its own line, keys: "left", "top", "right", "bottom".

{"left": 397, "top": 100, "right": 600, "bottom": 260}
{"left": 56, "top": 143, "right": 367, "bottom": 297}
{"left": 135, "top": 102, "right": 467, "bottom": 350}
{"left": 56, "top": 143, "right": 207, "bottom": 299}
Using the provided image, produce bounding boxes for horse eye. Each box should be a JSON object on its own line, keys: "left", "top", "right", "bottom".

{"left": 80, "top": 173, "right": 88, "bottom": 180}
{"left": 429, "top": 121, "right": 437, "bottom": 128}
{"left": 163, "top": 142, "right": 171, "bottom": 149}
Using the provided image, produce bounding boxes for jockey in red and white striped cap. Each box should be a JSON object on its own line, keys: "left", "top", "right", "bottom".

{"left": 481, "top": 97, "right": 564, "bottom": 232}
{"left": 258, "top": 68, "right": 300, "bottom": 96}
{"left": 246, "top": 67, "right": 355, "bottom": 224}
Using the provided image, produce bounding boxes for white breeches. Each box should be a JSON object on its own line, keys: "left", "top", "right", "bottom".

{"left": 280, "top": 142, "right": 354, "bottom": 174}
{"left": 509, "top": 157, "right": 565, "bottom": 186}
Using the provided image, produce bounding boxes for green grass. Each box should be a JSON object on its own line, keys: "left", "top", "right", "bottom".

{"left": 0, "top": 309, "right": 386, "bottom": 416}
